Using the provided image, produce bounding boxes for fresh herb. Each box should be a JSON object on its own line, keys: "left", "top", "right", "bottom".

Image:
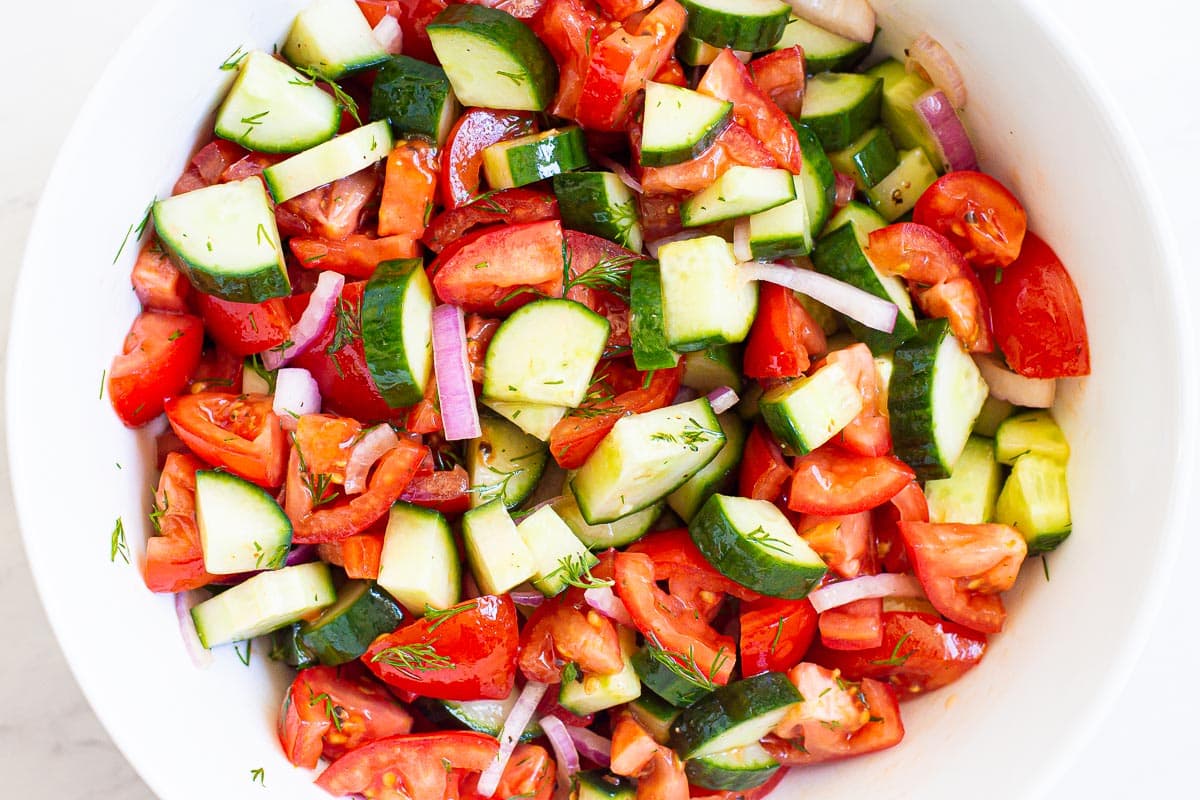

{"left": 99, "top": 369, "right": 106, "bottom": 400}
{"left": 219, "top": 45, "right": 247, "bottom": 71}
{"left": 249, "top": 767, "right": 265, "bottom": 787}
{"left": 994, "top": 267, "right": 1004, "bottom": 284}
{"left": 148, "top": 490, "right": 168, "bottom": 533}
{"left": 746, "top": 526, "right": 790, "bottom": 555}
{"left": 642, "top": 370, "right": 654, "bottom": 390}
{"left": 295, "top": 66, "right": 361, "bottom": 124}
{"left": 241, "top": 110, "right": 269, "bottom": 126}
{"left": 561, "top": 662, "right": 580, "bottom": 684}
{"left": 423, "top": 600, "right": 478, "bottom": 633}
{"left": 291, "top": 433, "right": 339, "bottom": 507}
{"left": 476, "top": 193, "right": 509, "bottom": 215}
{"left": 1042, "top": 554, "right": 1051, "bottom": 582}
{"left": 543, "top": 379, "right": 564, "bottom": 385}
{"left": 302, "top": 252, "right": 326, "bottom": 264}
{"left": 245, "top": 354, "right": 277, "bottom": 393}
{"left": 650, "top": 419, "right": 720, "bottom": 452}
{"left": 370, "top": 642, "right": 454, "bottom": 679}
{"left": 110, "top": 518, "right": 130, "bottom": 564}
{"left": 168, "top": 329, "right": 184, "bottom": 341}
{"left": 769, "top": 616, "right": 785, "bottom": 655}
{"left": 326, "top": 297, "right": 362, "bottom": 358}
{"left": 248, "top": 312, "right": 258, "bottom": 333}
{"left": 253, "top": 541, "right": 289, "bottom": 570}
{"left": 473, "top": 261, "right": 490, "bottom": 270}
{"left": 562, "top": 253, "right": 639, "bottom": 303}
{"left": 469, "top": 465, "right": 525, "bottom": 503}
{"left": 234, "top": 639, "right": 252, "bottom": 666}
{"left": 424, "top": 201, "right": 435, "bottom": 225}
{"left": 271, "top": 338, "right": 296, "bottom": 355}
{"left": 545, "top": 554, "right": 614, "bottom": 590}
{"left": 113, "top": 197, "right": 156, "bottom": 264}
{"left": 496, "top": 70, "right": 525, "bottom": 85}
{"left": 256, "top": 222, "right": 269, "bottom": 246}
{"left": 644, "top": 634, "right": 727, "bottom": 691}
{"left": 308, "top": 688, "right": 345, "bottom": 732}
{"left": 870, "top": 632, "right": 913, "bottom": 667}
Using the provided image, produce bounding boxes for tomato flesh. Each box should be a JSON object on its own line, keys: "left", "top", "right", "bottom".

{"left": 913, "top": 171, "right": 1027, "bottom": 267}
{"left": 379, "top": 140, "right": 439, "bottom": 239}
{"left": 423, "top": 188, "right": 559, "bottom": 253}
{"left": 441, "top": 109, "right": 536, "bottom": 208}
{"left": 143, "top": 452, "right": 220, "bottom": 593}
{"left": 787, "top": 448, "right": 915, "bottom": 516}
{"left": 131, "top": 242, "right": 191, "bottom": 313}
{"left": 739, "top": 423, "right": 792, "bottom": 503}
{"left": 315, "top": 731, "right": 499, "bottom": 800}
{"left": 698, "top": 48, "right": 803, "bottom": 172}
{"left": 164, "top": 392, "right": 287, "bottom": 487}
{"left": 108, "top": 311, "right": 204, "bottom": 427}
{"left": 194, "top": 294, "right": 291, "bottom": 357}
{"left": 519, "top": 589, "right": 625, "bottom": 684}
{"left": 739, "top": 597, "right": 818, "bottom": 676}
{"left": 743, "top": 283, "right": 826, "bottom": 379}
{"left": 431, "top": 220, "right": 566, "bottom": 313}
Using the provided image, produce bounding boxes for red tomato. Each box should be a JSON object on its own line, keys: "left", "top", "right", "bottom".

{"left": 818, "top": 597, "right": 883, "bottom": 650}
{"left": 613, "top": 551, "right": 736, "bottom": 685}
{"left": 130, "top": 242, "right": 191, "bottom": 313}
{"left": 638, "top": 122, "right": 777, "bottom": 195}
{"left": 612, "top": 712, "right": 663, "bottom": 777}
{"left": 739, "top": 597, "right": 818, "bottom": 676}
{"left": 796, "top": 512, "right": 874, "bottom": 579}
{"left": 404, "top": 377, "right": 443, "bottom": 434}
{"left": 379, "top": 141, "right": 439, "bottom": 238}
{"left": 807, "top": 611, "right": 988, "bottom": 695}
{"left": 275, "top": 167, "right": 379, "bottom": 240}
{"left": 362, "top": 596, "right": 519, "bottom": 701}
{"left": 431, "top": 220, "right": 566, "bottom": 313}
{"left": 764, "top": 677, "right": 904, "bottom": 765}
{"left": 531, "top": 0, "right": 604, "bottom": 119}
{"left": 899, "top": 522, "right": 1027, "bottom": 634}
{"left": 461, "top": 744, "right": 556, "bottom": 800}
{"left": 441, "top": 109, "right": 536, "bottom": 208}
{"left": 357, "top": 0, "right": 446, "bottom": 63}
{"left": 193, "top": 294, "right": 291, "bottom": 357}
{"left": 340, "top": 531, "right": 385, "bottom": 580}
{"left": 821, "top": 344, "right": 890, "bottom": 457}
{"left": 739, "top": 423, "right": 792, "bottom": 503}
{"left": 108, "top": 312, "right": 204, "bottom": 427}
{"left": 913, "top": 171, "right": 1027, "bottom": 266}
{"left": 315, "top": 731, "right": 499, "bottom": 800}
{"left": 749, "top": 46, "right": 806, "bottom": 117}
{"left": 743, "top": 283, "right": 826, "bottom": 379}
{"left": 422, "top": 188, "right": 560, "bottom": 253}
{"left": 698, "top": 49, "right": 802, "bottom": 172}
{"left": 627, "top": 528, "right": 763, "bottom": 602}
{"left": 519, "top": 589, "right": 625, "bottom": 684}
{"left": 293, "top": 413, "right": 363, "bottom": 482}
{"left": 787, "top": 448, "right": 915, "bottom": 516}
{"left": 220, "top": 150, "right": 284, "bottom": 183}
{"left": 564, "top": 230, "right": 639, "bottom": 348}
{"left": 653, "top": 55, "right": 688, "bottom": 87}
{"left": 289, "top": 234, "right": 420, "bottom": 279}
{"left": 187, "top": 345, "right": 243, "bottom": 394}
{"left": 460, "top": 0, "right": 546, "bottom": 17}
{"left": 873, "top": 481, "right": 926, "bottom": 574}
{"left": 143, "top": 452, "right": 219, "bottom": 593}
{"left": 278, "top": 665, "right": 413, "bottom": 769}
{"left": 636, "top": 749, "right": 690, "bottom": 800}
{"left": 172, "top": 139, "right": 246, "bottom": 194}
{"left": 986, "top": 231, "right": 1090, "bottom": 378}
{"left": 638, "top": 193, "right": 684, "bottom": 242}
{"left": 164, "top": 393, "right": 287, "bottom": 487}
{"left": 399, "top": 466, "right": 471, "bottom": 515}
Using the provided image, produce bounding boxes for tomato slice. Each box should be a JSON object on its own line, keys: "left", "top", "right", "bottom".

{"left": 739, "top": 423, "right": 793, "bottom": 503}
{"left": 595, "top": 0, "right": 654, "bottom": 18}
{"left": 764, "top": 677, "right": 904, "bottom": 765}
{"left": 461, "top": 744, "right": 556, "bottom": 800}
{"left": 130, "top": 242, "right": 191, "bottom": 313}
{"left": 423, "top": 188, "right": 559, "bottom": 253}
{"left": 913, "top": 171, "right": 1027, "bottom": 267}
{"left": 172, "top": 139, "right": 246, "bottom": 195}
{"left": 627, "top": 528, "right": 763, "bottom": 602}
{"left": 194, "top": 294, "right": 291, "bottom": 357}
{"left": 315, "top": 731, "right": 499, "bottom": 800}
{"left": 340, "top": 531, "right": 385, "bottom": 580}
{"left": 637, "top": 122, "right": 777, "bottom": 195}
{"left": 399, "top": 466, "right": 471, "bottom": 515}
{"left": 821, "top": 344, "right": 890, "bottom": 457}
{"left": 187, "top": 345, "right": 243, "bottom": 394}
{"left": 519, "top": 589, "right": 625, "bottom": 684}
{"left": 817, "top": 597, "right": 883, "bottom": 650}
{"left": 108, "top": 311, "right": 204, "bottom": 427}
{"left": 441, "top": 109, "right": 536, "bottom": 208}
{"left": 163, "top": 392, "right": 286, "bottom": 487}
{"left": 404, "top": 377, "right": 443, "bottom": 435}
{"left": 739, "top": 597, "right": 818, "bottom": 677}
{"left": 796, "top": 512, "right": 874, "bottom": 579}
{"left": 748, "top": 46, "right": 806, "bottom": 117}
{"left": 787, "top": 448, "right": 915, "bottom": 516}
{"left": 289, "top": 234, "right": 421, "bottom": 280}
{"left": 653, "top": 55, "right": 688, "bottom": 87}
{"left": 275, "top": 167, "right": 379, "bottom": 240}
{"left": 379, "top": 140, "right": 439, "bottom": 238}
{"left": 611, "top": 714, "right": 690, "bottom": 800}
{"left": 531, "top": 0, "right": 604, "bottom": 120}
{"left": 143, "top": 452, "right": 220, "bottom": 593}
{"left": 431, "top": 220, "right": 566, "bottom": 313}
{"left": 743, "top": 283, "right": 826, "bottom": 379}
{"left": 698, "top": 49, "right": 802, "bottom": 172}
{"left": 873, "top": 481, "right": 926, "bottom": 574}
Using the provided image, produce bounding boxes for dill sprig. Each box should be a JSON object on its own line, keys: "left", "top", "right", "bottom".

{"left": 370, "top": 642, "right": 454, "bottom": 679}
{"left": 308, "top": 688, "right": 345, "bottom": 732}
{"left": 293, "top": 66, "right": 362, "bottom": 124}
{"left": 110, "top": 517, "right": 130, "bottom": 564}
{"left": 546, "top": 554, "right": 613, "bottom": 590}
{"left": 645, "top": 634, "right": 727, "bottom": 691}
{"left": 290, "top": 433, "right": 339, "bottom": 507}
{"left": 113, "top": 197, "right": 157, "bottom": 264}
{"left": 424, "top": 600, "right": 478, "bottom": 632}
{"left": 563, "top": 253, "right": 639, "bottom": 302}
{"left": 869, "top": 632, "right": 913, "bottom": 667}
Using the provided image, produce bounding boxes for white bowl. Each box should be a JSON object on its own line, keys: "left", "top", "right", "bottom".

{"left": 8, "top": 0, "right": 1194, "bottom": 797}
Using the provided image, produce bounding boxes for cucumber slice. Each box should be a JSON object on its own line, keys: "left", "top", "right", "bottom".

{"left": 195, "top": 470, "right": 292, "bottom": 575}
{"left": 483, "top": 127, "right": 589, "bottom": 189}
{"left": 424, "top": 686, "right": 544, "bottom": 742}
{"left": 925, "top": 436, "right": 1003, "bottom": 525}
{"left": 632, "top": 648, "right": 713, "bottom": 708}
{"left": 995, "top": 454, "right": 1072, "bottom": 554}
{"left": 973, "top": 395, "right": 1017, "bottom": 438}
{"left": 668, "top": 413, "right": 746, "bottom": 523}
{"left": 559, "top": 628, "right": 641, "bottom": 715}
{"left": 482, "top": 400, "right": 569, "bottom": 442}
{"left": 377, "top": 502, "right": 460, "bottom": 613}
{"left": 516, "top": 506, "right": 597, "bottom": 597}
{"left": 629, "top": 692, "right": 683, "bottom": 744}
{"left": 685, "top": 742, "right": 780, "bottom": 791}
{"left": 427, "top": 5, "right": 558, "bottom": 111}
{"left": 828, "top": 127, "right": 899, "bottom": 191}
{"left": 570, "top": 398, "right": 726, "bottom": 524}
{"left": 822, "top": 199, "right": 888, "bottom": 238}
{"left": 678, "top": 0, "right": 791, "bottom": 52}
{"left": 263, "top": 120, "right": 393, "bottom": 203}
{"left": 748, "top": 174, "right": 813, "bottom": 260}
{"left": 190, "top": 562, "right": 335, "bottom": 648}
{"left": 800, "top": 72, "right": 883, "bottom": 150}
{"left": 461, "top": 499, "right": 538, "bottom": 596}
{"left": 483, "top": 299, "right": 610, "bottom": 407}
{"left": 659, "top": 236, "right": 758, "bottom": 353}
{"left": 362, "top": 258, "right": 433, "bottom": 408}
{"left": 689, "top": 494, "right": 826, "bottom": 599}
{"left": 467, "top": 414, "right": 548, "bottom": 510}
{"left": 214, "top": 51, "right": 340, "bottom": 153}
{"left": 866, "top": 59, "right": 941, "bottom": 170}
{"left": 575, "top": 771, "right": 637, "bottom": 800}
{"left": 298, "top": 580, "right": 406, "bottom": 665}
{"left": 792, "top": 122, "right": 837, "bottom": 239}
{"left": 866, "top": 148, "right": 939, "bottom": 222}
{"left": 630, "top": 261, "right": 681, "bottom": 372}
{"left": 682, "top": 346, "right": 743, "bottom": 394}
{"left": 994, "top": 411, "right": 1070, "bottom": 465}
{"left": 669, "top": 672, "right": 802, "bottom": 760}
{"left": 759, "top": 360, "right": 863, "bottom": 455}
{"left": 269, "top": 624, "right": 319, "bottom": 669}
{"left": 678, "top": 35, "right": 751, "bottom": 67}
{"left": 681, "top": 167, "right": 796, "bottom": 228}
{"left": 774, "top": 14, "right": 871, "bottom": 73}
{"left": 370, "top": 56, "right": 459, "bottom": 145}
{"left": 552, "top": 491, "right": 662, "bottom": 550}
{"left": 283, "top": 0, "right": 389, "bottom": 79}
{"left": 889, "top": 319, "right": 989, "bottom": 480}
{"left": 153, "top": 178, "right": 289, "bottom": 304}
{"left": 641, "top": 82, "right": 733, "bottom": 168}
{"left": 553, "top": 172, "right": 643, "bottom": 253}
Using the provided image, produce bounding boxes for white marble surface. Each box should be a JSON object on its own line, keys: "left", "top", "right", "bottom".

{"left": 1, "top": 1, "right": 1196, "bottom": 798}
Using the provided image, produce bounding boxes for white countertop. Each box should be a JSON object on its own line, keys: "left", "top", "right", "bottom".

{"left": 1, "top": 1, "right": 1196, "bottom": 797}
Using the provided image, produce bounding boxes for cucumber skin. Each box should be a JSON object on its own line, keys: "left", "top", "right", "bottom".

{"left": 669, "top": 672, "right": 802, "bottom": 760}
{"left": 641, "top": 106, "right": 732, "bottom": 168}
{"left": 552, "top": 172, "right": 641, "bottom": 252}
{"left": 802, "top": 74, "right": 884, "bottom": 150}
{"left": 889, "top": 319, "right": 955, "bottom": 481}
{"left": 575, "top": 770, "right": 638, "bottom": 800}
{"left": 299, "top": 582, "right": 406, "bottom": 666}
{"left": 370, "top": 56, "right": 453, "bottom": 142}
{"left": 362, "top": 258, "right": 429, "bottom": 408}
{"left": 633, "top": 648, "right": 714, "bottom": 708}
{"left": 678, "top": 0, "right": 791, "bottom": 52}
{"left": 629, "top": 261, "right": 679, "bottom": 372}
{"left": 270, "top": 624, "right": 320, "bottom": 669}
{"left": 502, "top": 128, "right": 590, "bottom": 188}
{"left": 685, "top": 754, "right": 779, "bottom": 792}
{"left": 791, "top": 122, "right": 837, "bottom": 236}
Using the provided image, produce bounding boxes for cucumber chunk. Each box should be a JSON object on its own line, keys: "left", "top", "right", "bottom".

{"left": 559, "top": 628, "right": 641, "bottom": 714}
{"left": 517, "top": 506, "right": 597, "bottom": 597}
{"left": 377, "top": 502, "right": 460, "bottom": 612}
{"left": 424, "top": 686, "right": 544, "bottom": 742}
{"left": 994, "top": 410, "right": 1070, "bottom": 465}
{"left": 629, "top": 692, "right": 684, "bottom": 744}
{"left": 759, "top": 360, "right": 863, "bottom": 455}
{"left": 633, "top": 647, "right": 714, "bottom": 708}
{"left": 461, "top": 499, "right": 538, "bottom": 596}
{"left": 682, "top": 166, "right": 796, "bottom": 228}
{"left": 642, "top": 82, "right": 733, "bottom": 168}
{"left": 822, "top": 199, "right": 888, "bottom": 238}
{"left": 974, "top": 395, "right": 1017, "bottom": 438}
{"left": 669, "top": 672, "right": 802, "bottom": 760}
{"left": 748, "top": 174, "right": 813, "bottom": 260}
{"left": 866, "top": 148, "right": 939, "bottom": 221}
{"left": 659, "top": 236, "right": 758, "bottom": 353}
{"left": 800, "top": 72, "right": 883, "bottom": 150}
{"left": 263, "top": 120, "right": 393, "bottom": 203}
{"left": 270, "top": 624, "right": 319, "bottom": 669}
{"left": 195, "top": 470, "right": 292, "bottom": 575}
{"left": 995, "top": 454, "right": 1072, "bottom": 554}
{"left": 678, "top": 0, "right": 791, "bottom": 52}
{"left": 575, "top": 771, "right": 638, "bottom": 800}
{"left": 467, "top": 414, "right": 548, "bottom": 510}
{"left": 554, "top": 172, "right": 644, "bottom": 253}
{"left": 925, "top": 436, "right": 1003, "bottom": 524}
{"left": 283, "top": 0, "right": 389, "bottom": 79}
{"left": 191, "top": 562, "right": 335, "bottom": 648}
{"left": 483, "top": 127, "right": 589, "bottom": 189}
{"left": 482, "top": 400, "right": 568, "bottom": 442}
{"left": 774, "top": 14, "right": 871, "bottom": 72}
{"left": 792, "top": 122, "right": 837, "bottom": 239}
{"left": 214, "top": 51, "right": 340, "bottom": 153}
{"left": 362, "top": 258, "right": 433, "bottom": 408}
{"left": 682, "top": 346, "right": 743, "bottom": 394}
{"left": 668, "top": 413, "right": 746, "bottom": 523}
{"left": 370, "top": 56, "right": 459, "bottom": 145}
{"left": 828, "top": 126, "right": 899, "bottom": 190}
{"left": 630, "top": 261, "right": 681, "bottom": 372}
{"left": 552, "top": 491, "right": 662, "bottom": 550}
{"left": 298, "top": 581, "right": 405, "bottom": 665}
{"left": 866, "top": 59, "right": 941, "bottom": 170}
{"left": 685, "top": 742, "right": 780, "bottom": 791}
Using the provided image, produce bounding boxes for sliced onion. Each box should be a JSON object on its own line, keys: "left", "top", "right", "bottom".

{"left": 565, "top": 726, "right": 612, "bottom": 768}
{"left": 973, "top": 354, "right": 1057, "bottom": 408}
{"left": 732, "top": 219, "right": 753, "bottom": 262}
{"left": 584, "top": 587, "right": 635, "bottom": 627}
{"left": 742, "top": 262, "right": 898, "bottom": 333}
{"left": 594, "top": 155, "right": 643, "bottom": 195}
{"left": 646, "top": 230, "right": 707, "bottom": 260}
{"left": 477, "top": 681, "right": 549, "bottom": 796}
{"left": 432, "top": 304, "right": 481, "bottom": 441}
{"left": 834, "top": 171, "right": 856, "bottom": 208}
{"left": 285, "top": 544, "right": 318, "bottom": 566}
{"left": 263, "top": 271, "right": 344, "bottom": 370}
{"left": 915, "top": 90, "right": 978, "bottom": 173}
{"left": 672, "top": 386, "right": 699, "bottom": 405}
{"left": 706, "top": 386, "right": 739, "bottom": 415}
{"left": 787, "top": 0, "right": 876, "bottom": 43}
{"left": 808, "top": 573, "right": 925, "bottom": 614}
{"left": 176, "top": 590, "right": 213, "bottom": 669}
{"left": 906, "top": 33, "right": 967, "bottom": 109}
{"left": 510, "top": 590, "right": 547, "bottom": 608}
{"left": 343, "top": 425, "right": 399, "bottom": 494}
{"left": 540, "top": 715, "right": 581, "bottom": 784}
{"left": 273, "top": 367, "right": 321, "bottom": 430}
{"left": 372, "top": 15, "right": 403, "bottom": 55}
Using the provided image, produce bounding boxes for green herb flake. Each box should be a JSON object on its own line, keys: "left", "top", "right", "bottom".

{"left": 220, "top": 45, "right": 248, "bottom": 71}
{"left": 370, "top": 642, "right": 454, "bottom": 679}
{"left": 249, "top": 767, "right": 265, "bottom": 787}
{"left": 423, "top": 600, "right": 479, "bottom": 633}
{"left": 234, "top": 639, "right": 252, "bottom": 666}
{"left": 110, "top": 517, "right": 130, "bottom": 564}
{"left": 870, "top": 632, "right": 913, "bottom": 667}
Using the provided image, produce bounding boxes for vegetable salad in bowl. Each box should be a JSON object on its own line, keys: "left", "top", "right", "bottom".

{"left": 104, "top": 0, "right": 1090, "bottom": 797}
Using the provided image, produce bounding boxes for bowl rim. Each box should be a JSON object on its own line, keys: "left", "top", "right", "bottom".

{"left": 7, "top": 0, "right": 1196, "bottom": 797}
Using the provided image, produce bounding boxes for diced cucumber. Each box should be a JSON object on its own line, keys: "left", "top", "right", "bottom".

{"left": 659, "top": 236, "right": 758, "bottom": 353}
{"left": 669, "top": 672, "right": 802, "bottom": 760}
{"left": 517, "top": 506, "right": 597, "bottom": 597}
{"left": 570, "top": 398, "right": 726, "bottom": 524}
{"left": 427, "top": 5, "right": 558, "bottom": 111}
{"left": 559, "top": 628, "right": 641, "bottom": 715}
{"left": 800, "top": 72, "right": 883, "bottom": 150}
{"left": 866, "top": 148, "right": 939, "bottom": 222}
{"left": 736, "top": 382, "right": 764, "bottom": 422}
{"left": 483, "top": 127, "right": 589, "bottom": 190}
{"left": 685, "top": 742, "right": 780, "bottom": 792}
{"left": 483, "top": 299, "right": 610, "bottom": 408}
{"left": 994, "top": 411, "right": 1070, "bottom": 465}
{"left": 889, "top": 319, "right": 989, "bottom": 481}
{"left": 792, "top": 122, "right": 837, "bottom": 239}
{"left": 774, "top": 14, "right": 871, "bottom": 72}
{"left": 297, "top": 580, "right": 405, "bottom": 666}
{"left": 866, "top": 59, "right": 941, "bottom": 170}
{"left": 678, "top": 36, "right": 751, "bottom": 67}
{"left": 630, "top": 261, "right": 681, "bottom": 372}
{"left": 641, "top": 82, "right": 733, "bottom": 168}
{"left": 552, "top": 491, "right": 662, "bottom": 550}
{"left": 995, "top": 454, "right": 1072, "bottom": 554}
{"left": 461, "top": 500, "right": 537, "bottom": 596}
{"left": 682, "top": 346, "right": 743, "bottom": 394}
{"left": 153, "top": 178, "right": 289, "bottom": 304}
{"left": 759, "top": 360, "right": 863, "bottom": 454}
{"left": 377, "top": 502, "right": 460, "bottom": 613}
{"left": 974, "top": 395, "right": 1017, "bottom": 438}
{"left": 269, "top": 624, "right": 319, "bottom": 669}
{"left": 689, "top": 494, "right": 826, "bottom": 598}
{"left": 925, "top": 436, "right": 1002, "bottom": 524}
{"left": 681, "top": 167, "right": 797, "bottom": 228}
{"left": 822, "top": 199, "right": 887, "bottom": 238}
{"left": 467, "top": 414, "right": 548, "bottom": 510}
{"left": 629, "top": 692, "right": 683, "bottom": 744}
{"left": 575, "top": 771, "right": 637, "bottom": 800}
{"left": 632, "top": 648, "right": 713, "bottom": 708}
{"left": 828, "top": 127, "right": 899, "bottom": 191}
{"left": 425, "top": 686, "right": 543, "bottom": 743}
{"left": 668, "top": 413, "right": 746, "bottom": 523}
{"left": 282, "top": 0, "right": 389, "bottom": 79}
{"left": 361, "top": 258, "right": 433, "bottom": 408}
{"left": 797, "top": 292, "right": 841, "bottom": 336}
{"left": 678, "top": 0, "right": 791, "bottom": 52}
{"left": 553, "top": 172, "right": 643, "bottom": 253}
{"left": 748, "top": 174, "right": 813, "bottom": 260}
{"left": 194, "top": 470, "right": 292, "bottom": 575}
{"left": 370, "top": 56, "right": 459, "bottom": 145}
{"left": 190, "top": 562, "right": 335, "bottom": 649}
{"left": 241, "top": 357, "right": 275, "bottom": 395}
{"left": 482, "top": 400, "right": 568, "bottom": 442}
{"left": 214, "top": 50, "right": 339, "bottom": 153}
{"left": 263, "top": 120, "right": 393, "bottom": 203}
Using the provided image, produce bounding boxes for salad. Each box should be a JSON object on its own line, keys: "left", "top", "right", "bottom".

{"left": 105, "top": 0, "right": 1091, "bottom": 797}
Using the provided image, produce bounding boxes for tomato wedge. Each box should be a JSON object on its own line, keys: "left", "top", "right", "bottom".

{"left": 739, "top": 597, "right": 818, "bottom": 677}
{"left": 379, "top": 140, "right": 439, "bottom": 238}
{"left": 739, "top": 424, "right": 793, "bottom": 503}
{"left": 698, "top": 48, "right": 802, "bottom": 172}
{"left": 275, "top": 167, "right": 379, "bottom": 240}
{"left": 531, "top": 0, "right": 604, "bottom": 120}
{"left": 441, "top": 109, "right": 536, "bottom": 208}
{"left": 143, "top": 452, "right": 219, "bottom": 593}
{"left": 193, "top": 294, "right": 291, "bottom": 357}
{"left": 431, "top": 220, "right": 566, "bottom": 313}
{"left": 749, "top": 46, "right": 806, "bottom": 117}
{"left": 164, "top": 393, "right": 287, "bottom": 487}
{"left": 637, "top": 122, "right": 777, "bottom": 195}
{"left": 461, "top": 744, "right": 556, "bottom": 800}
{"left": 108, "top": 311, "right": 204, "bottom": 427}
{"left": 627, "top": 528, "right": 763, "bottom": 601}
{"left": 422, "top": 188, "right": 559, "bottom": 253}
{"left": 399, "top": 466, "right": 471, "bottom": 515}
{"left": 787, "top": 448, "right": 915, "bottom": 516}
{"left": 764, "top": 677, "right": 904, "bottom": 766}
{"left": 289, "top": 234, "right": 420, "bottom": 279}
{"left": 796, "top": 512, "right": 874, "bottom": 579}
{"left": 913, "top": 171, "right": 1027, "bottom": 267}
{"left": 817, "top": 597, "right": 883, "bottom": 650}
{"left": 519, "top": 589, "right": 625, "bottom": 684}
{"left": 316, "top": 731, "right": 499, "bottom": 800}
{"left": 130, "top": 242, "right": 191, "bottom": 313}
{"left": 743, "top": 283, "right": 826, "bottom": 379}
{"left": 873, "top": 481, "right": 927, "bottom": 574}
{"left": 172, "top": 139, "right": 245, "bottom": 195}
{"left": 821, "top": 344, "right": 890, "bottom": 457}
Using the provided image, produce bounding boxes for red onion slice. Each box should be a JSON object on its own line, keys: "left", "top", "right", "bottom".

{"left": 787, "top": 0, "right": 876, "bottom": 43}
{"left": 594, "top": 155, "right": 644, "bottom": 195}
{"left": 540, "top": 715, "right": 581, "bottom": 784}
{"left": 175, "top": 590, "right": 213, "bottom": 669}
{"left": 343, "top": 425, "right": 399, "bottom": 494}
{"left": 432, "top": 304, "right": 481, "bottom": 441}
{"left": 510, "top": 590, "right": 547, "bottom": 608}
{"left": 706, "top": 386, "right": 739, "bottom": 415}
{"left": 742, "top": 262, "right": 898, "bottom": 333}
{"left": 285, "top": 544, "right": 319, "bottom": 566}
{"left": 477, "top": 681, "right": 549, "bottom": 796}
{"left": 584, "top": 587, "right": 635, "bottom": 627}
{"left": 273, "top": 367, "right": 321, "bottom": 430}
{"left": 672, "top": 386, "right": 699, "bottom": 405}
{"left": 732, "top": 219, "right": 753, "bottom": 263}
{"left": 646, "top": 230, "right": 708, "bottom": 260}
{"left": 263, "top": 271, "right": 344, "bottom": 370}
{"left": 372, "top": 15, "right": 403, "bottom": 55}
{"left": 973, "top": 354, "right": 1057, "bottom": 408}
{"left": 565, "top": 726, "right": 612, "bottom": 768}
{"left": 906, "top": 33, "right": 967, "bottom": 109}
{"left": 914, "top": 90, "right": 978, "bottom": 173}
{"left": 834, "top": 171, "right": 856, "bottom": 208}
{"left": 808, "top": 573, "right": 925, "bottom": 614}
